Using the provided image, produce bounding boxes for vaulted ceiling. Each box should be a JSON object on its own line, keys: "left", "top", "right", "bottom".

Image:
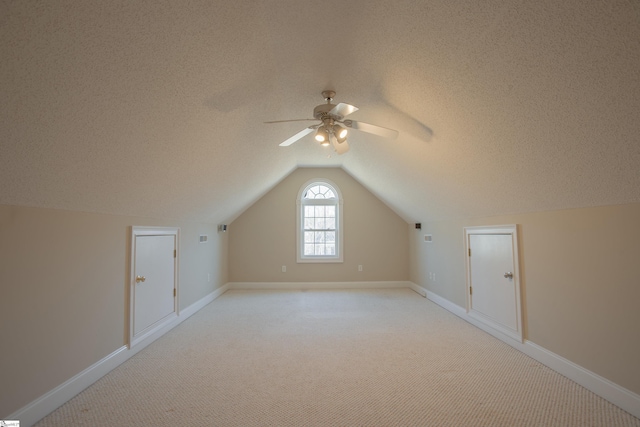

{"left": 2, "top": 1, "right": 639, "bottom": 224}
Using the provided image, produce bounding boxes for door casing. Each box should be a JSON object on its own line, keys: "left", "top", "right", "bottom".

{"left": 464, "top": 225, "right": 523, "bottom": 343}
{"left": 129, "top": 226, "right": 180, "bottom": 348}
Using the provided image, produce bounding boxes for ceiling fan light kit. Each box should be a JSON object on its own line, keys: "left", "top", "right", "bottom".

{"left": 265, "top": 90, "right": 399, "bottom": 155}
{"left": 314, "top": 127, "right": 329, "bottom": 144}
{"left": 334, "top": 124, "right": 347, "bottom": 142}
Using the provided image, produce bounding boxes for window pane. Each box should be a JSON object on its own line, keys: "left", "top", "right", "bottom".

{"left": 302, "top": 183, "right": 337, "bottom": 200}
{"left": 325, "top": 206, "right": 335, "bottom": 217}
{"left": 325, "top": 244, "right": 335, "bottom": 255}
{"left": 304, "top": 232, "right": 314, "bottom": 243}
{"left": 314, "top": 218, "right": 325, "bottom": 229}
{"left": 314, "top": 205, "right": 325, "bottom": 217}
{"left": 326, "top": 218, "right": 335, "bottom": 230}
{"left": 315, "top": 232, "right": 325, "bottom": 243}
{"left": 326, "top": 231, "right": 335, "bottom": 242}
{"left": 306, "top": 186, "right": 315, "bottom": 199}
{"left": 304, "top": 244, "right": 315, "bottom": 255}
{"left": 315, "top": 245, "right": 325, "bottom": 255}
{"left": 305, "top": 206, "right": 315, "bottom": 217}
{"left": 304, "top": 218, "right": 314, "bottom": 230}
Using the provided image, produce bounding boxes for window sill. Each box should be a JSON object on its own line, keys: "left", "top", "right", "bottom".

{"left": 297, "top": 256, "right": 344, "bottom": 264}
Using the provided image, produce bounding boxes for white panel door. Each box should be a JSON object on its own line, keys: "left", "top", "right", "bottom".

{"left": 133, "top": 234, "right": 176, "bottom": 336}
{"left": 468, "top": 231, "right": 521, "bottom": 340}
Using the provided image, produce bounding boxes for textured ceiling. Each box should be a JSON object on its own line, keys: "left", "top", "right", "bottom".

{"left": 1, "top": 0, "right": 639, "bottom": 223}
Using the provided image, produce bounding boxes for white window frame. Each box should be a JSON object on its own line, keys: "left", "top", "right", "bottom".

{"left": 297, "top": 178, "right": 344, "bottom": 263}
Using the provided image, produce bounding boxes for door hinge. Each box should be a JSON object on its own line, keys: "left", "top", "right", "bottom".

{"left": 470, "top": 286, "right": 473, "bottom": 295}
{"left": 173, "top": 288, "right": 176, "bottom": 297}
{"left": 468, "top": 248, "right": 471, "bottom": 256}
{"left": 174, "top": 249, "right": 176, "bottom": 258}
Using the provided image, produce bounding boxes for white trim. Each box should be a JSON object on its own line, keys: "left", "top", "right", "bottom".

{"left": 129, "top": 312, "right": 178, "bottom": 348}
{"left": 229, "top": 281, "right": 412, "bottom": 290}
{"left": 6, "top": 346, "right": 128, "bottom": 427}
{"left": 425, "top": 290, "right": 468, "bottom": 318}
{"left": 521, "top": 342, "right": 640, "bottom": 418}
{"left": 424, "top": 288, "right": 640, "bottom": 420}
{"left": 181, "top": 284, "right": 229, "bottom": 317}
{"left": 408, "top": 282, "right": 427, "bottom": 298}
{"left": 7, "top": 285, "right": 230, "bottom": 427}
{"left": 464, "top": 224, "right": 524, "bottom": 343}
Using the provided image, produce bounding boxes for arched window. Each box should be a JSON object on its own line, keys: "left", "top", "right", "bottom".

{"left": 297, "top": 179, "right": 343, "bottom": 263}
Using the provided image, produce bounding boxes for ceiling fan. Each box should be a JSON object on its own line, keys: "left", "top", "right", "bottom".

{"left": 265, "top": 90, "right": 399, "bottom": 154}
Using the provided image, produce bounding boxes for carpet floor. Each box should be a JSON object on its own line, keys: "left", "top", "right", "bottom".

{"left": 35, "top": 289, "right": 640, "bottom": 426}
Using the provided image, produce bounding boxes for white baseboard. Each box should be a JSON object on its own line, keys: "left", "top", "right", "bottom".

{"left": 423, "top": 287, "right": 640, "bottom": 419}
{"left": 181, "top": 283, "right": 229, "bottom": 318}
{"left": 228, "top": 281, "right": 412, "bottom": 290}
{"left": 408, "top": 282, "right": 427, "bottom": 297}
{"left": 6, "top": 346, "right": 130, "bottom": 427}
{"left": 425, "top": 290, "right": 468, "bottom": 317}
{"left": 521, "top": 341, "right": 640, "bottom": 419}
{"left": 7, "top": 284, "right": 230, "bottom": 427}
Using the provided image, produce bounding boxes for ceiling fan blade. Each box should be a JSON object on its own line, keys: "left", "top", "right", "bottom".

{"left": 279, "top": 126, "right": 316, "bottom": 146}
{"left": 374, "top": 99, "right": 433, "bottom": 141}
{"left": 265, "top": 118, "right": 316, "bottom": 124}
{"left": 343, "top": 120, "right": 399, "bottom": 140}
{"left": 330, "top": 134, "right": 350, "bottom": 154}
{"left": 329, "top": 103, "right": 359, "bottom": 118}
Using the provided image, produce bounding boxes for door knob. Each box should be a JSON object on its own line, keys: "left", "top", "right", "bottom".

{"left": 135, "top": 275, "right": 146, "bottom": 283}
{"left": 504, "top": 272, "right": 513, "bottom": 279}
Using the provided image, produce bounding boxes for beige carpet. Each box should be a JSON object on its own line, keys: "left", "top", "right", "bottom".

{"left": 35, "top": 289, "right": 639, "bottom": 426}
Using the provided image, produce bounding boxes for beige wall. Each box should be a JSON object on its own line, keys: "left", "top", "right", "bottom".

{"left": 229, "top": 167, "right": 409, "bottom": 282}
{"left": 0, "top": 205, "right": 228, "bottom": 417}
{"left": 409, "top": 203, "right": 640, "bottom": 395}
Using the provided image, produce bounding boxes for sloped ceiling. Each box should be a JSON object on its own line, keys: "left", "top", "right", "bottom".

{"left": 1, "top": 1, "right": 639, "bottom": 224}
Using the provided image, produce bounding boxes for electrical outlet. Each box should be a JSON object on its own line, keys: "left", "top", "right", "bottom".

{"left": 281, "top": 265, "right": 286, "bottom": 273}
{"left": 358, "top": 265, "right": 363, "bottom": 272}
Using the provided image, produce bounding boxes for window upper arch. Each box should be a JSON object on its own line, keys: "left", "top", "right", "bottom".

{"left": 298, "top": 180, "right": 341, "bottom": 202}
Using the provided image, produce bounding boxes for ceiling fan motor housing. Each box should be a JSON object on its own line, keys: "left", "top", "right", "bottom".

{"left": 314, "top": 104, "right": 341, "bottom": 121}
